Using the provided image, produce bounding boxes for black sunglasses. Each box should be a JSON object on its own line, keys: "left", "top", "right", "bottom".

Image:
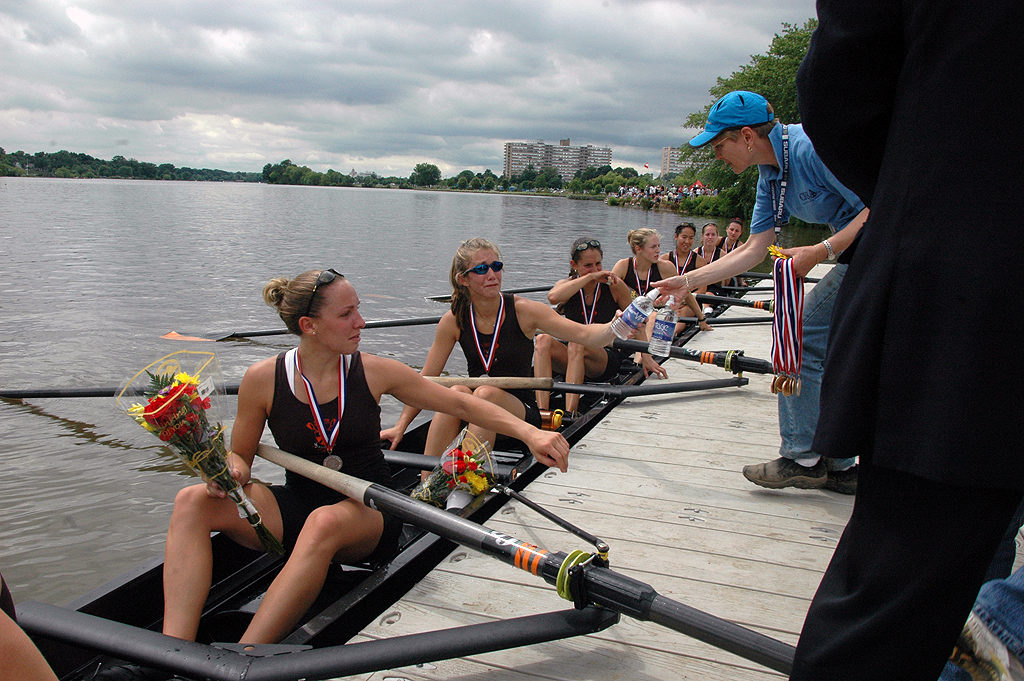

{"left": 573, "top": 239, "right": 601, "bottom": 253}
{"left": 303, "top": 268, "right": 342, "bottom": 318}
{"left": 464, "top": 260, "right": 504, "bottom": 276}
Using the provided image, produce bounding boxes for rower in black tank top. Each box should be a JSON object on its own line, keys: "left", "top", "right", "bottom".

{"left": 560, "top": 282, "right": 620, "bottom": 325}
{"left": 667, "top": 250, "right": 699, "bottom": 276}
{"left": 267, "top": 351, "right": 399, "bottom": 555}
{"left": 623, "top": 258, "right": 663, "bottom": 297}
{"left": 559, "top": 281, "right": 628, "bottom": 382}
{"left": 457, "top": 293, "right": 538, "bottom": 409}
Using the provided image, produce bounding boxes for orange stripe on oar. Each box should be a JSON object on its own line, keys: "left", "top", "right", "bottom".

{"left": 161, "top": 331, "right": 214, "bottom": 342}
{"left": 513, "top": 543, "right": 548, "bottom": 575}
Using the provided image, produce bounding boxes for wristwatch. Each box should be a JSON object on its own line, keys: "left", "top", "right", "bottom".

{"left": 823, "top": 239, "right": 837, "bottom": 262}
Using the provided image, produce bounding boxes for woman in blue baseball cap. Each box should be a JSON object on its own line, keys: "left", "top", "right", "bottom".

{"left": 657, "top": 90, "right": 870, "bottom": 495}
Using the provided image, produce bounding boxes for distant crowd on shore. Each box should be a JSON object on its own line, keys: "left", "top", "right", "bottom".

{"left": 614, "top": 182, "right": 718, "bottom": 208}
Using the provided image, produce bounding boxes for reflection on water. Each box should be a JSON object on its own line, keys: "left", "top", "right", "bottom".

{"left": 0, "top": 177, "right": 828, "bottom": 605}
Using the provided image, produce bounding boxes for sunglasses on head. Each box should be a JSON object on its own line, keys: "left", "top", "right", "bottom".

{"left": 303, "top": 268, "right": 342, "bottom": 318}
{"left": 573, "top": 239, "right": 601, "bottom": 253}
{"left": 464, "top": 260, "right": 504, "bottom": 276}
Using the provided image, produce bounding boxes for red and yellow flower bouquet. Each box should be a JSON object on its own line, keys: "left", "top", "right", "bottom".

{"left": 412, "top": 428, "right": 497, "bottom": 508}
{"left": 116, "top": 351, "right": 284, "bottom": 555}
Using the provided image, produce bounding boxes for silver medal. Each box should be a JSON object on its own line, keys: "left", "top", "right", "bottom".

{"left": 322, "top": 454, "right": 342, "bottom": 471}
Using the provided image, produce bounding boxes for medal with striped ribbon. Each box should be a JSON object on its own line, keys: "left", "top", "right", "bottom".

{"left": 470, "top": 294, "right": 505, "bottom": 374}
{"left": 295, "top": 350, "right": 349, "bottom": 469}
{"left": 768, "top": 245, "right": 803, "bottom": 396}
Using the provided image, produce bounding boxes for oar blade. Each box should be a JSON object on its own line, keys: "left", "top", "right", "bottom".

{"left": 161, "top": 331, "right": 214, "bottom": 342}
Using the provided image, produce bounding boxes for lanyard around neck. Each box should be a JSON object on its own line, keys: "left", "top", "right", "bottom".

{"left": 771, "top": 124, "right": 790, "bottom": 243}
{"left": 578, "top": 284, "right": 601, "bottom": 325}
{"left": 674, "top": 250, "right": 693, "bottom": 276}
{"left": 470, "top": 294, "right": 505, "bottom": 373}
{"left": 294, "top": 350, "right": 348, "bottom": 452}
{"left": 631, "top": 257, "right": 652, "bottom": 295}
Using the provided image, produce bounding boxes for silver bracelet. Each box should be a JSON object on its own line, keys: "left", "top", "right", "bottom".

{"left": 684, "top": 272, "right": 692, "bottom": 290}
{"left": 823, "top": 239, "right": 836, "bottom": 261}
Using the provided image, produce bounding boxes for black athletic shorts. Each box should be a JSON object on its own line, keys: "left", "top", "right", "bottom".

{"left": 269, "top": 483, "right": 403, "bottom": 565}
{"left": 592, "top": 347, "right": 627, "bottom": 383}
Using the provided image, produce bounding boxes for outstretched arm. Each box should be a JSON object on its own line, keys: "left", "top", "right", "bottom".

{"left": 369, "top": 356, "right": 570, "bottom": 471}
{"left": 658, "top": 229, "right": 775, "bottom": 299}
{"left": 780, "top": 208, "right": 869, "bottom": 277}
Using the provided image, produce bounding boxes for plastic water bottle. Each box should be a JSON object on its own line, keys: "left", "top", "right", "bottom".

{"left": 611, "top": 288, "right": 659, "bottom": 339}
{"left": 648, "top": 295, "right": 677, "bottom": 358}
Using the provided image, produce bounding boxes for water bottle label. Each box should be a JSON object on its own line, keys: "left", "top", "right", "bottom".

{"left": 619, "top": 303, "right": 647, "bottom": 330}
{"left": 652, "top": 318, "right": 675, "bottom": 343}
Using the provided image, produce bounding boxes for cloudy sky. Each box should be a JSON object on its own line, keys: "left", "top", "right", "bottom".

{"left": 1, "top": 1, "right": 816, "bottom": 177}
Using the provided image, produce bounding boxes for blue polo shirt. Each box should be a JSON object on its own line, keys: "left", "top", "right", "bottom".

{"left": 749, "top": 123, "right": 865, "bottom": 235}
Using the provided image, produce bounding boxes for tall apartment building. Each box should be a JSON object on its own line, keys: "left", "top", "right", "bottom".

{"left": 660, "top": 146, "right": 695, "bottom": 178}
{"left": 503, "top": 139, "right": 612, "bottom": 182}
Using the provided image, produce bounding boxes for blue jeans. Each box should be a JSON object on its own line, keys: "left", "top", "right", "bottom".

{"left": 940, "top": 569, "right": 1024, "bottom": 680}
{"left": 777, "top": 264, "right": 857, "bottom": 470}
{"left": 940, "top": 497, "right": 1024, "bottom": 681}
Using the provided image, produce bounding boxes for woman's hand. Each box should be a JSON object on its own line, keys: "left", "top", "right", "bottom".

{"left": 641, "top": 353, "right": 668, "bottom": 379}
{"left": 380, "top": 425, "right": 405, "bottom": 450}
{"left": 699, "top": 319, "right": 713, "bottom": 332}
{"left": 208, "top": 452, "right": 252, "bottom": 497}
{"left": 778, "top": 244, "right": 824, "bottom": 278}
{"left": 524, "top": 429, "right": 571, "bottom": 472}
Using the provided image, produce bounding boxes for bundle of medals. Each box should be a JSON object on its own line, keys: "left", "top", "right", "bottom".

{"left": 768, "top": 244, "right": 803, "bottom": 397}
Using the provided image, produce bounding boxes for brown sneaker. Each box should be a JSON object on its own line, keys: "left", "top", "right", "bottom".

{"left": 742, "top": 457, "right": 827, "bottom": 489}
{"left": 824, "top": 465, "right": 858, "bottom": 495}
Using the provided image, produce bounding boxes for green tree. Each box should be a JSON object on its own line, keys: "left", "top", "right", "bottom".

{"left": 410, "top": 163, "right": 441, "bottom": 186}
{"left": 517, "top": 165, "right": 538, "bottom": 184}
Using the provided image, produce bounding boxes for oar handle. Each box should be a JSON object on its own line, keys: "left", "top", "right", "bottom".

{"left": 257, "top": 444, "right": 372, "bottom": 500}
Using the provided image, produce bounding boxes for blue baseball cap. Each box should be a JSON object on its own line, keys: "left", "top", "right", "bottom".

{"left": 688, "top": 90, "right": 774, "bottom": 148}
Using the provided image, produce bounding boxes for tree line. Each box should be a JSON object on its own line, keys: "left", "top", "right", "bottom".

{"left": 0, "top": 148, "right": 261, "bottom": 182}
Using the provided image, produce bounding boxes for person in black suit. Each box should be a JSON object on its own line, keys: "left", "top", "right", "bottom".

{"left": 791, "top": 1, "right": 1024, "bottom": 679}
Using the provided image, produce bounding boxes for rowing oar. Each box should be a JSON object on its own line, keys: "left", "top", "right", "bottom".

{"left": 718, "top": 284, "right": 774, "bottom": 293}
{"left": 677, "top": 315, "right": 773, "bottom": 326}
{"left": 425, "top": 284, "right": 551, "bottom": 303}
{"left": 256, "top": 443, "right": 795, "bottom": 674}
{"left": 0, "top": 375, "right": 745, "bottom": 400}
{"left": 613, "top": 338, "right": 775, "bottom": 375}
{"left": 162, "top": 315, "right": 445, "bottom": 342}
{"left": 695, "top": 293, "right": 773, "bottom": 312}
{"left": 434, "top": 375, "right": 747, "bottom": 397}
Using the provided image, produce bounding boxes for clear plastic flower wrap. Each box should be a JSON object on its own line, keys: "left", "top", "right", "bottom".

{"left": 116, "top": 350, "right": 285, "bottom": 555}
{"left": 411, "top": 428, "right": 497, "bottom": 508}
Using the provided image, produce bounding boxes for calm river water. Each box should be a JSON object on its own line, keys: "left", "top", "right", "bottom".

{"left": 0, "top": 177, "right": 823, "bottom": 606}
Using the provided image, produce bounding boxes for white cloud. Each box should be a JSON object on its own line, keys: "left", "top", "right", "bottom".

{"left": 0, "top": 0, "right": 817, "bottom": 174}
